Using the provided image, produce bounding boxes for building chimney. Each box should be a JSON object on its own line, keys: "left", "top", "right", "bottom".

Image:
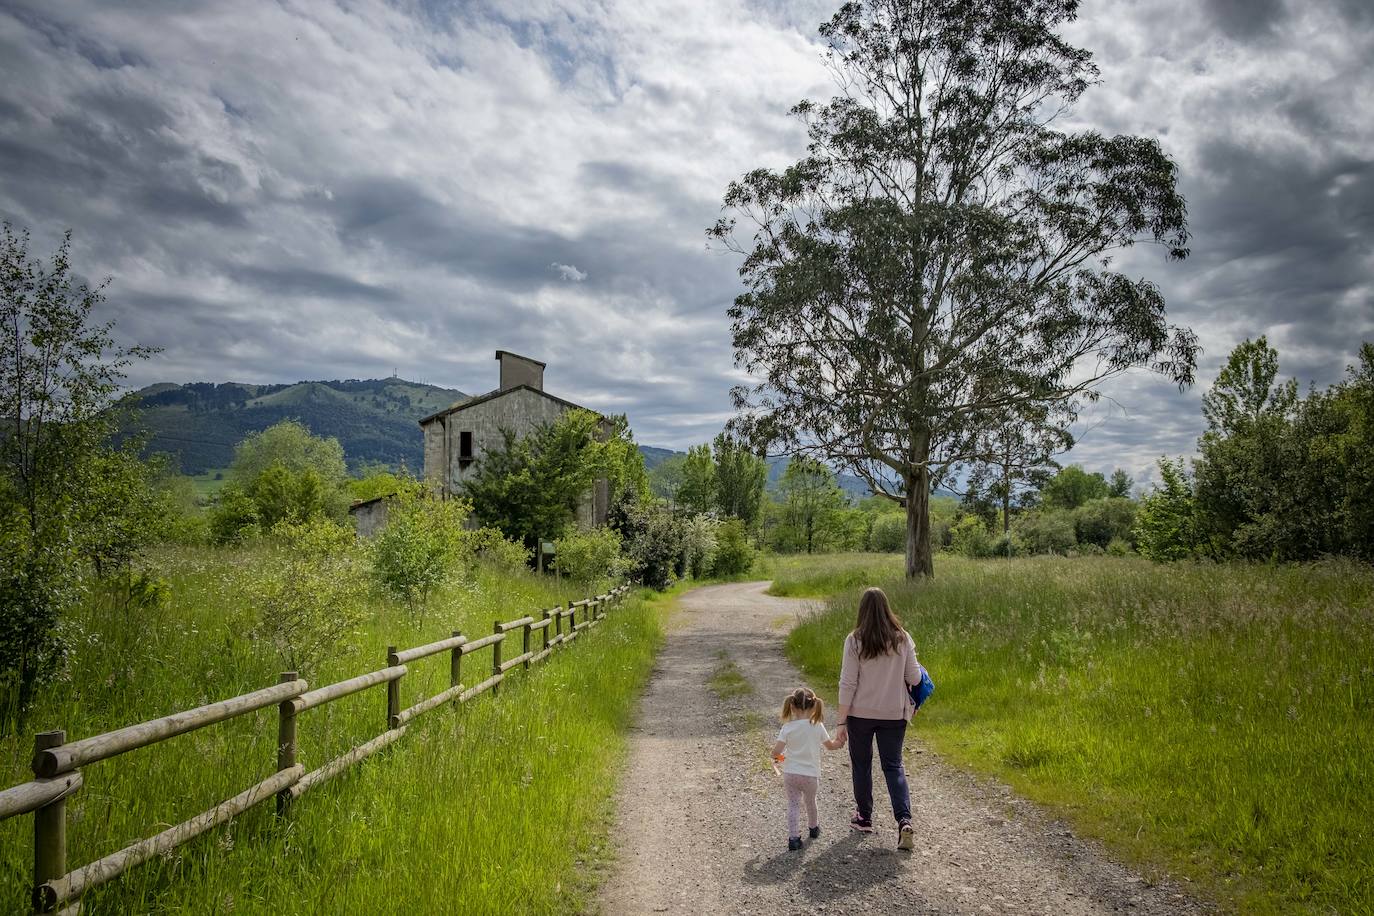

{"left": 495, "top": 350, "right": 545, "bottom": 391}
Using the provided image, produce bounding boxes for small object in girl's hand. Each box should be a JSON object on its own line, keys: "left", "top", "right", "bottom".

{"left": 772, "top": 752, "right": 785, "bottom": 776}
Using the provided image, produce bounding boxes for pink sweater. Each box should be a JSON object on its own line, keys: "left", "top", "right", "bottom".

{"left": 838, "top": 631, "right": 920, "bottom": 721}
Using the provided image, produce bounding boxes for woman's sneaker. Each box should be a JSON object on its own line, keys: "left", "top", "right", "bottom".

{"left": 897, "top": 821, "right": 915, "bottom": 851}
{"left": 788, "top": 837, "right": 803, "bottom": 851}
{"left": 849, "top": 812, "right": 874, "bottom": 833}
{"left": 808, "top": 826, "right": 821, "bottom": 840}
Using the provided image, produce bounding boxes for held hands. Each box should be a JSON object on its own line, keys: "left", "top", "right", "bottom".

{"left": 824, "top": 725, "right": 848, "bottom": 750}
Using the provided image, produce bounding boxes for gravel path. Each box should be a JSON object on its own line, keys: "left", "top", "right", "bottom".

{"left": 599, "top": 581, "right": 1209, "bottom": 916}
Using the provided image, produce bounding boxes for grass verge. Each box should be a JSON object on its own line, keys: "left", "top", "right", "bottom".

{"left": 0, "top": 546, "right": 666, "bottom": 914}
{"left": 776, "top": 552, "right": 1374, "bottom": 915}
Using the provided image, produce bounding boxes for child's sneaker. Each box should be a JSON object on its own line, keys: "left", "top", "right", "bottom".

{"left": 897, "top": 821, "right": 915, "bottom": 851}
{"left": 788, "top": 837, "right": 803, "bottom": 851}
{"left": 849, "top": 812, "right": 874, "bottom": 833}
{"left": 808, "top": 826, "right": 821, "bottom": 840}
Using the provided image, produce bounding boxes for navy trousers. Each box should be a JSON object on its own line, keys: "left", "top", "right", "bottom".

{"left": 846, "top": 716, "right": 911, "bottom": 824}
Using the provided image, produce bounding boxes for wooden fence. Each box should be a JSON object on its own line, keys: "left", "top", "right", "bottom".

{"left": 0, "top": 586, "right": 631, "bottom": 914}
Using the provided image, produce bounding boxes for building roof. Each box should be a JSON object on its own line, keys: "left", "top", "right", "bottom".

{"left": 417, "top": 383, "right": 601, "bottom": 426}
{"left": 494, "top": 349, "right": 546, "bottom": 368}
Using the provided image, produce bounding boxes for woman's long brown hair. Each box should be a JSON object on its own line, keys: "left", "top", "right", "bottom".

{"left": 853, "top": 587, "right": 906, "bottom": 659}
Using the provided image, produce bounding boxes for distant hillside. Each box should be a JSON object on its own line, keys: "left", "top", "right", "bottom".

{"left": 638, "top": 445, "right": 873, "bottom": 501}
{"left": 124, "top": 378, "right": 466, "bottom": 474}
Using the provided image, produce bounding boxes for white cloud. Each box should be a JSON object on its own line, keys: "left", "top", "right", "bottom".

{"left": 551, "top": 262, "right": 587, "bottom": 282}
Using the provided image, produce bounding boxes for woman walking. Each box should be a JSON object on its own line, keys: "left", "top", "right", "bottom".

{"left": 835, "top": 586, "right": 919, "bottom": 850}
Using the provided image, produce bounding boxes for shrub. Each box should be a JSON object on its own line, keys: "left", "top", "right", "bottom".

{"left": 249, "top": 518, "right": 368, "bottom": 674}
{"left": 1134, "top": 458, "right": 1201, "bottom": 562}
{"left": 555, "top": 526, "right": 625, "bottom": 587}
{"left": 209, "top": 486, "right": 261, "bottom": 545}
{"left": 467, "top": 526, "right": 531, "bottom": 573}
{"left": 950, "top": 515, "right": 996, "bottom": 558}
{"left": 868, "top": 512, "right": 907, "bottom": 552}
{"left": 1013, "top": 511, "right": 1077, "bottom": 555}
{"left": 681, "top": 515, "right": 720, "bottom": 579}
{"left": 711, "top": 518, "right": 756, "bottom": 577}
{"left": 1073, "top": 497, "right": 1138, "bottom": 549}
{"left": 1106, "top": 537, "right": 1132, "bottom": 556}
{"left": 369, "top": 493, "right": 470, "bottom": 621}
{"left": 613, "top": 497, "right": 683, "bottom": 591}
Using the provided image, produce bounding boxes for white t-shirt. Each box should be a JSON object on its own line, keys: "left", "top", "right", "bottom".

{"left": 776, "top": 718, "right": 831, "bottom": 777}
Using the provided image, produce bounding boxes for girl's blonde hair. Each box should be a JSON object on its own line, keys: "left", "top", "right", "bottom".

{"left": 781, "top": 686, "right": 824, "bottom": 724}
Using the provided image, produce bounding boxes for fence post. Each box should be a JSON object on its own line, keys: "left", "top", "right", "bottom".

{"left": 386, "top": 645, "right": 401, "bottom": 729}
{"left": 276, "top": 672, "right": 298, "bottom": 817}
{"left": 450, "top": 630, "right": 463, "bottom": 690}
{"left": 541, "top": 610, "right": 551, "bottom": 656}
{"left": 491, "top": 622, "right": 503, "bottom": 696}
{"left": 32, "top": 729, "right": 66, "bottom": 912}
{"left": 522, "top": 619, "right": 532, "bottom": 671}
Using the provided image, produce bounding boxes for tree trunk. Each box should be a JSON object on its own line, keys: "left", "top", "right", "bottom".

{"left": 904, "top": 467, "right": 934, "bottom": 578}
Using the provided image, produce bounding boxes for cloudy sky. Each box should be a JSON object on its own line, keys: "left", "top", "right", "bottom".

{"left": 1, "top": 0, "right": 1371, "bottom": 482}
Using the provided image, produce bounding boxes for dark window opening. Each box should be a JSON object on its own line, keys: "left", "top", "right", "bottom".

{"left": 459, "top": 430, "right": 474, "bottom": 467}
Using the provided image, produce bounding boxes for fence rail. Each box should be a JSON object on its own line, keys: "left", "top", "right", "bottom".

{"left": 4, "top": 584, "right": 632, "bottom": 914}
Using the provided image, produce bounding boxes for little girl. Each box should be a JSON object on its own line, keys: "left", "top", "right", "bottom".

{"left": 772, "top": 686, "right": 846, "bottom": 851}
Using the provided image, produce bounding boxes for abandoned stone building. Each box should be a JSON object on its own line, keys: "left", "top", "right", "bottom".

{"left": 418, "top": 350, "right": 609, "bottom": 526}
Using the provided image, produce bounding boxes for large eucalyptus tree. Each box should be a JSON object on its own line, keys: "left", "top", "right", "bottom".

{"left": 711, "top": 0, "right": 1198, "bottom": 577}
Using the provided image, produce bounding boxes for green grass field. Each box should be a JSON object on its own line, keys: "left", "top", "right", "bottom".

{"left": 0, "top": 547, "right": 663, "bottom": 914}
{"left": 777, "top": 552, "right": 1374, "bottom": 915}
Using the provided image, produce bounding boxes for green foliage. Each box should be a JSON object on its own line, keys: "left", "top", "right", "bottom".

{"left": 1106, "top": 537, "right": 1133, "bottom": 557}
{"left": 648, "top": 454, "right": 686, "bottom": 503}
{"left": 348, "top": 467, "right": 423, "bottom": 503}
{"left": 710, "top": 518, "right": 756, "bottom": 577}
{"left": 868, "top": 512, "right": 907, "bottom": 552}
{"left": 1039, "top": 465, "right": 1111, "bottom": 511}
{"left": 248, "top": 518, "right": 369, "bottom": 674}
{"left": 1107, "top": 468, "right": 1134, "bottom": 498}
{"left": 369, "top": 493, "right": 471, "bottom": 621}
{"left": 950, "top": 514, "right": 998, "bottom": 558}
{"left": 1073, "top": 498, "right": 1137, "bottom": 549}
{"left": 774, "top": 456, "right": 846, "bottom": 554}
{"left": 463, "top": 409, "right": 606, "bottom": 548}
{"left": 711, "top": 2, "right": 1197, "bottom": 579}
{"left": 611, "top": 496, "right": 683, "bottom": 590}
{"left": 602, "top": 414, "right": 651, "bottom": 505}
{"left": 554, "top": 526, "right": 625, "bottom": 588}
{"left": 465, "top": 526, "right": 532, "bottom": 574}
{"left": 677, "top": 444, "right": 717, "bottom": 515}
{"left": 713, "top": 433, "right": 767, "bottom": 527}
{"left": 228, "top": 419, "right": 348, "bottom": 492}
{"left": 1013, "top": 511, "right": 1078, "bottom": 555}
{"left": 783, "top": 554, "right": 1374, "bottom": 914}
{"left": 0, "top": 223, "right": 157, "bottom": 725}
{"left": 1134, "top": 458, "right": 1201, "bottom": 562}
{"left": 680, "top": 514, "right": 720, "bottom": 579}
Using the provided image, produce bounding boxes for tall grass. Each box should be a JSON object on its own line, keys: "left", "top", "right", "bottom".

{"left": 0, "top": 546, "right": 662, "bottom": 914}
{"left": 780, "top": 553, "right": 1374, "bottom": 915}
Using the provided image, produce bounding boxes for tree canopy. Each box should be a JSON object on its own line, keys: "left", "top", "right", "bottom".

{"left": 711, "top": 0, "right": 1197, "bottom": 577}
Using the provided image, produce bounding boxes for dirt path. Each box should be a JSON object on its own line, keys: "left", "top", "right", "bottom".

{"left": 600, "top": 581, "right": 1208, "bottom": 915}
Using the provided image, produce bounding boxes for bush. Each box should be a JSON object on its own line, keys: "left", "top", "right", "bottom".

{"left": 467, "top": 526, "right": 531, "bottom": 573}
{"left": 555, "top": 526, "right": 625, "bottom": 587}
{"left": 1013, "top": 511, "right": 1077, "bottom": 555}
{"left": 249, "top": 518, "right": 368, "bottom": 674}
{"left": 711, "top": 518, "right": 756, "bottom": 577}
{"left": 681, "top": 515, "right": 720, "bottom": 579}
{"left": 1107, "top": 537, "right": 1133, "bottom": 556}
{"left": 369, "top": 493, "right": 470, "bottom": 621}
{"left": 1073, "top": 497, "right": 1137, "bottom": 549}
{"left": 209, "top": 486, "right": 261, "bottom": 545}
{"left": 868, "top": 513, "right": 906, "bottom": 552}
{"left": 950, "top": 515, "right": 996, "bottom": 558}
{"left": 1134, "top": 458, "right": 1201, "bottom": 562}
{"left": 613, "top": 497, "right": 683, "bottom": 591}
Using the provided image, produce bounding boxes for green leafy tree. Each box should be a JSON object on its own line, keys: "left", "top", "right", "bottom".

{"left": 710, "top": 518, "right": 756, "bottom": 576}
{"left": 868, "top": 512, "right": 907, "bottom": 552}
{"left": 1073, "top": 498, "right": 1137, "bottom": 549}
{"left": 1107, "top": 469, "right": 1134, "bottom": 498}
{"left": 0, "top": 224, "right": 156, "bottom": 725}
{"left": 369, "top": 492, "right": 470, "bottom": 622}
{"left": 611, "top": 494, "right": 685, "bottom": 590}
{"left": 681, "top": 514, "right": 721, "bottom": 579}
{"left": 1040, "top": 465, "right": 1111, "bottom": 511}
{"left": 648, "top": 454, "right": 687, "bottom": 503}
{"left": 710, "top": 0, "right": 1197, "bottom": 578}
{"left": 678, "top": 444, "right": 717, "bottom": 515}
{"left": 1134, "top": 458, "right": 1201, "bottom": 561}
{"left": 712, "top": 432, "right": 767, "bottom": 526}
{"left": 777, "top": 457, "right": 846, "bottom": 554}
{"left": 1012, "top": 511, "right": 1078, "bottom": 555}
{"left": 227, "top": 419, "right": 349, "bottom": 491}
{"left": 462, "top": 409, "right": 607, "bottom": 548}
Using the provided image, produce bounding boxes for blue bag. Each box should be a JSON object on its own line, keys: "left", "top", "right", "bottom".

{"left": 908, "top": 665, "right": 935, "bottom": 711}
